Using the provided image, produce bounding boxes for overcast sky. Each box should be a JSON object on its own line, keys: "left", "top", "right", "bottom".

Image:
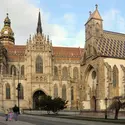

{"left": 0, "top": 0, "right": 125, "bottom": 47}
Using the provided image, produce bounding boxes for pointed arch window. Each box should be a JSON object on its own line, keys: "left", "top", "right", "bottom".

{"left": 10, "top": 65, "right": 16, "bottom": 76}
{"left": 113, "top": 65, "right": 119, "bottom": 87}
{"left": 21, "top": 65, "right": 24, "bottom": 75}
{"left": 71, "top": 86, "right": 74, "bottom": 101}
{"left": 36, "top": 56, "right": 43, "bottom": 73}
{"left": 62, "top": 67, "right": 68, "bottom": 80}
{"left": 54, "top": 84, "right": 58, "bottom": 98}
{"left": 19, "top": 84, "right": 24, "bottom": 99}
{"left": 73, "top": 67, "right": 79, "bottom": 80}
{"left": 62, "top": 84, "right": 66, "bottom": 100}
{"left": 6, "top": 83, "right": 10, "bottom": 99}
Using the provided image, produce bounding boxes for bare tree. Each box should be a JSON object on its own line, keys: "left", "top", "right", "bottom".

{"left": 108, "top": 96, "right": 125, "bottom": 119}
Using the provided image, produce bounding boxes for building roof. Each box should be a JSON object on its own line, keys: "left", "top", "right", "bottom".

{"left": 96, "top": 30, "right": 125, "bottom": 58}
{"left": 5, "top": 45, "right": 83, "bottom": 62}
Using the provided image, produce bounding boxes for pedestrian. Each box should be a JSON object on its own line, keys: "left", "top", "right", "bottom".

{"left": 8, "top": 109, "right": 13, "bottom": 121}
{"left": 4, "top": 109, "right": 9, "bottom": 121}
{"left": 12, "top": 105, "right": 19, "bottom": 121}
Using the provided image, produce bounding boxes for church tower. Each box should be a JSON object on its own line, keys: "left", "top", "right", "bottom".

{"left": 85, "top": 4, "right": 103, "bottom": 41}
{"left": 0, "top": 13, "right": 15, "bottom": 45}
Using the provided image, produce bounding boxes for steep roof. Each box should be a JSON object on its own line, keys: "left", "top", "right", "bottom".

{"left": 96, "top": 30, "right": 125, "bottom": 59}
{"left": 4, "top": 45, "right": 83, "bottom": 62}
{"left": 5, "top": 45, "right": 25, "bottom": 61}
{"left": 53, "top": 46, "right": 83, "bottom": 61}
{"left": 86, "top": 5, "right": 102, "bottom": 25}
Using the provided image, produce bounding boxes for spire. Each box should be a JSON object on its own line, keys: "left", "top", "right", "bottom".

{"left": 37, "top": 10, "right": 42, "bottom": 34}
{"left": 86, "top": 4, "right": 102, "bottom": 24}
{"left": 95, "top": 4, "right": 98, "bottom": 10}
{"left": 4, "top": 13, "right": 11, "bottom": 27}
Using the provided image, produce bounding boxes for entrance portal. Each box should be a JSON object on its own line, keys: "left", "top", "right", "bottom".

{"left": 33, "top": 90, "right": 46, "bottom": 109}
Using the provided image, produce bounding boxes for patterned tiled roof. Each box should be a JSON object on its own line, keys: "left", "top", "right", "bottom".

{"left": 96, "top": 30, "right": 125, "bottom": 58}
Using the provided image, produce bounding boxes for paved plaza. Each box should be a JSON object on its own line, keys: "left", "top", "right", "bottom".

{"left": 0, "top": 114, "right": 124, "bottom": 125}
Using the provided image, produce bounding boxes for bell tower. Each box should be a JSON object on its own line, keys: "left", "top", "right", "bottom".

{"left": 85, "top": 4, "right": 103, "bottom": 41}
{"left": 0, "top": 13, "right": 15, "bottom": 45}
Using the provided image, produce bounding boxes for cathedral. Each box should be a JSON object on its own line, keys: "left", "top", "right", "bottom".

{"left": 0, "top": 4, "right": 125, "bottom": 111}
{"left": 81, "top": 5, "right": 125, "bottom": 111}
{"left": 0, "top": 10, "right": 82, "bottom": 110}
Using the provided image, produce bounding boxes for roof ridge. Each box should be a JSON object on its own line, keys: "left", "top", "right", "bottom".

{"left": 104, "top": 30, "right": 125, "bottom": 36}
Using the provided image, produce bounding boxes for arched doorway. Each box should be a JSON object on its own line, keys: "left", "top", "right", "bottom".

{"left": 33, "top": 90, "right": 46, "bottom": 109}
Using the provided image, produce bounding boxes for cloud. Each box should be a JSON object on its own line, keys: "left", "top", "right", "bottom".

{"left": 103, "top": 9, "right": 125, "bottom": 33}
{"left": 63, "top": 13, "right": 76, "bottom": 25}
{"left": 0, "top": 0, "right": 84, "bottom": 48}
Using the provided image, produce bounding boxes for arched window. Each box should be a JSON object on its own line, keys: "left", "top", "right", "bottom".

{"left": 10, "top": 65, "right": 16, "bottom": 76}
{"left": 6, "top": 83, "right": 10, "bottom": 99}
{"left": 21, "top": 65, "right": 24, "bottom": 75}
{"left": 19, "top": 84, "right": 24, "bottom": 99}
{"left": 54, "top": 84, "right": 58, "bottom": 98}
{"left": 62, "top": 84, "right": 66, "bottom": 100}
{"left": 62, "top": 67, "right": 68, "bottom": 80}
{"left": 36, "top": 56, "right": 43, "bottom": 73}
{"left": 113, "top": 65, "right": 119, "bottom": 87}
{"left": 73, "top": 67, "right": 79, "bottom": 79}
{"left": 71, "top": 86, "right": 74, "bottom": 101}
{"left": 54, "top": 66, "right": 58, "bottom": 76}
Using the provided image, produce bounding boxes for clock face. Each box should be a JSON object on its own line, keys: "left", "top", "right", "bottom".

{"left": 4, "top": 30, "right": 8, "bottom": 34}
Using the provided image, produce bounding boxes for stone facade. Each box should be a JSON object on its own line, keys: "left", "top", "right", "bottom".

{"left": 81, "top": 5, "right": 125, "bottom": 110}
{"left": 0, "top": 12, "right": 82, "bottom": 110}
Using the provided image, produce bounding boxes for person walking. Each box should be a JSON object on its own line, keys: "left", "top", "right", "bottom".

{"left": 4, "top": 109, "right": 9, "bottom": 121}
{"left": 8, "top": 109, "right": 13, "bottom": 121}
{"left": 12, "top": 105, "right": 19, "bottom": 121}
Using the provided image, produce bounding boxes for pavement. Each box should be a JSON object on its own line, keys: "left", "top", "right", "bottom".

{"left": 0, "top": 116, "right": 35, "bottom": 125}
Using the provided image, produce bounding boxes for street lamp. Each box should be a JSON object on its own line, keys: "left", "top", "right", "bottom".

{"left": 105, "top": 97, "right": 108, "bottom": 119}
{"left": 16, "top": 82, "right": 21, "bottom": 114}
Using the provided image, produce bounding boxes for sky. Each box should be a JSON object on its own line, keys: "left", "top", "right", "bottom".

{"left": 0, "top": 0, "right": 125, "bottom": 47}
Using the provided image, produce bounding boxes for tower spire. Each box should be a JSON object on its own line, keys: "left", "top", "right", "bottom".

{"left": 37, "top": 10, "right": 42, "bottom": 34}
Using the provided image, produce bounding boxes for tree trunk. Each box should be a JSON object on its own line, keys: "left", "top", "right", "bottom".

{"left": 114, "top": 109, "right": 119, "bottom": 119}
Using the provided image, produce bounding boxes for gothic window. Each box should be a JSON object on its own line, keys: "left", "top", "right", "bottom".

{"left": 21, "top": 65, "right": 24, "bottom": 75}
{"left": 54, "top": 84, "right": 58, "bottom": 98}
{"left": 113, "top": 65, "right": 119, "bottom": 87}
{"left": 6, "top": 83, "right": 10, "bottom": 99}
{"left": 73, "top": 67, "right": 79, "bottom": 79}
{"left": 54, "top": 66, "right": 58, "bottom": 76}
{"left": 19, "top": 84, "right": 24, "bottom": 99}
{"left": 62, "top": 67, "right": 68, "bottom": 80}
{"left": 71, "top": 86, "right": 74, "bottom": 101}
{"left": 36, "top": 56, "right": 43, "bottom": 73}
{"left": 10, "top": 65, "right": 16, "bottom": 76}
{"left": 62, "top": 84, "right": 66, "bottom": 100}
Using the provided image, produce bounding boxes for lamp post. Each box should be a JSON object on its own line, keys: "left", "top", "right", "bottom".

{"left": 105, "top": 97, "right": 108, "bottom": 119}
{"left": 16, "top": 74, "right": 21, "bottom": 114}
